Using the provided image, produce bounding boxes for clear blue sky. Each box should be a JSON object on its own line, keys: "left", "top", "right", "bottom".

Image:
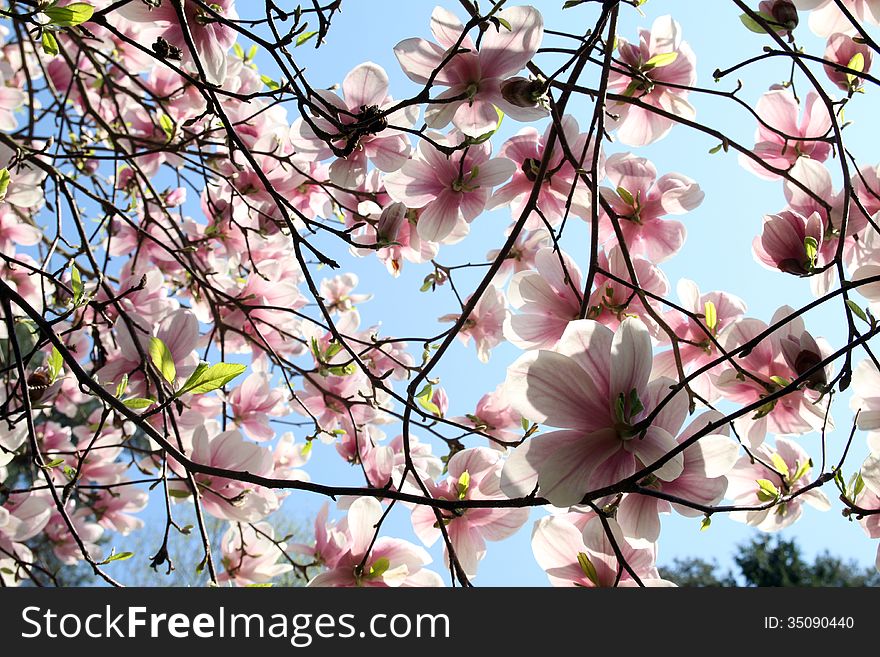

{"left": 121, "top": 0, "right": 880, "bottom": 586}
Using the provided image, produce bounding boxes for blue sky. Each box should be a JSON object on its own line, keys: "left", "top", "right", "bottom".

{"left": 111, "top": 0, "right": 880, "bottom": 586}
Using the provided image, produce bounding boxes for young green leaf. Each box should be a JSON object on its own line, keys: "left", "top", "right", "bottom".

{"left": 149, "top": 336, "right": 176, "bottom": 384}
{"left": 700, "top": 516, "right": 712, "bottom": 531}
{"left": 45, "top": 2, "right": 95, "bottom": 27}
{"left": 577, "top": 552, "right": 600, "bottom": 585}
{"left": 180, "top": 362, "right": 247, "bottom": 395}
{"left": 643, "top": 51, "right": 678, "bottom": 69}
{"left": 70, "top": 263, "right": 84, "bottom": 306}
{"left": 296, "top": 30, "right": 318, "bottom": 47}
{"left": 42, "top": 457, "right": 66, "bottom": 469}
{"left": 122, "top": 397, "right": 156, "bottom": 409}
{"left": 846, "top": 52, "right": 865, "bottom": 87}
{"left": 100, "top": 551, "right": 134, "bottom": 564}
{"left": 846, "top": 299, "right": 869, "bottom": 324}
{"left": 46, "top": 346, "right": 63, "bottom": 382}
{"left": 158, "top": 112, "right": 175, "bottom": 142}
{"left": 0, "top": 168, "right": 10, "bottom": 200}
{"left": 739, "top": 11, "right": 776, "bottom": 34}
{"left": 115, "top": 373, "right": 129, "bottom": 399}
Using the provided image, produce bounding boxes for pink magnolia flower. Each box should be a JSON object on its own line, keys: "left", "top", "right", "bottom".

{"left": 849, "top": 359, "right": 880, "bottom": 453}
{"left": 320, "top": 273, "right": 372, "bottom": 315}
{"left": 411, "top": 447, "right": 529, "bottom": 578}
{"left": 438, "top": 285, "right": 507, "bottom": 363}
{"left": 45, "top": 506, "right": 103, "bottom": 566}
{"left": 855, "top": 455, "right": 880, "bottom": 569}
{"left": 607, "top": 16, "right": 697, "bottom": 146}
{"left": 585, "top": 245, "right": 669, "bottom": 336}
{"left": 452, "top": 384, "right": 522, "bottom": 451}
{"left": 617, "top": 409, "right": 739, "bottom": 544}
{"left": 531, "top": 515, "right": 673, "bottom": 587}
{"left": 504, "top": 246, "right": 582, "bottom": 350}
{"left": 219, "top": 521, "right": 293, "bottom": 586}
{"left": 824, "top": 33, "right": 873, "bottom": 91}
{"left": 119, "top": 0, "right": 239, "bottom": 85}
{"left": 0, "top": 419, "right": 26, "bottom": 467}
{"left": 353, "top": 202, "right": 439, "bottom": 277}
{"left": 0, "top": 78, "right": 25, "bottom": 131}
{"left": 291, "top": 62, "right": 416, "bottom": 187}
{"left": 741, "top": 90, "right": 832, "bottom": 180}
{"left": 0, "top": 206, "right": 41, "bottom": 255}
{"left": 226, "top": 370, "right": 288, "bottom": 441}
{"left": 501, "top": 318, "right": 685, "bottom": 507}
{"left": 288, "top": 503, "right": 347, "bottom": 568}
{"left": 394, "top": 6, "right": 545, "bottom": 136}
{"left": 753, "top": 209, "right": 826, "bottom": 275}
{"left": 599, "top": 152, "right": 704, "bottom": 263}
{"left": 487, "top": 227, "right": 550, "bottom": 284}
{"left": 654, "top": 279, "right": 747, "bottom": 401}
{"left": 487, "top": 115, "right": 601, "bottom": 227}
{"left": 99, "top": 309, "right": 200, "bottom": 394}
{"left": 726, "top": 437, "right": 830, "bottom": 531}
{"left": 169, "top": 426, "right": 280, "bottom": 522}
{"left": 715, "top": 306, "right": 833, "bottom": 448}
{"left": 792, "top": 0, "right": 880, "bottom": 37}
{"left": 272, "top": 432, "right": 312, "bottom": 482}
{"left": 92, "top": 487, "right": 148, "bottom": 535}
{"left": 308, "top": 497, "right": 444, "bottom": 587}
{"left": 383, "top": 131, "right": 515, "bottom": 242}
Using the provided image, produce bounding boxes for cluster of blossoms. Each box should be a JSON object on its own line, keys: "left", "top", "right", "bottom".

{"left": 2, "top": 0, "right": 880, "bottom": 589}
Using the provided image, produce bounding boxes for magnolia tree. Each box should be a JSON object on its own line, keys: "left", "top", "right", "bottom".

{"left": 2, "top": 0, "right": 880, "bottom": 589}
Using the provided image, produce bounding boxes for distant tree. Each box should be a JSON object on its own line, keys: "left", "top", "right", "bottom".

{"left": 662, "top": 536, "right": 880, "bottom": 587}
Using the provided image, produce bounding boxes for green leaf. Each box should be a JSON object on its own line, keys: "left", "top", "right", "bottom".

{"left": 576, "top": 552, "right": 600, "bottom": 585}
{"left": 703, "top": 301, "right": 717, "bottom": 331}
{"left": 42, "top": 457, "right": 65, "bottom": 469}
{"left": 628, "top": 388, "right": 644, "bottom": 419}
{"left": 846, "top": 299, "right": 869, "bottom": 324}
{"left": 100, "top": 551, "right": 134, "bottom": 564}
{"left": 149, "top": 336, "right": 176, "bottom": 384}
{"left": 708, "top": 143, "right": 724, "bottom": 154}
{"left": 115, "top": 373, "right": 129, "bottom": 399}
{"left": 169, "top": 488, "right": 191, "bottom": 499}
{"left": 769, "top": 452, "right": 790, "bottom": 478}
{"left": 416, "top": 383, "right": 441, "bottom": 416}
{"left": 324, "top": 341, "right": 343, "bottom": 359}
{"left": 245, "top": 583, "right": 274, "bottom": 588}
{"left": 803, "top": 235, "right": 819, "bottom": 268}
{"left": 45, "top": 3, "right": 94, "bottom": 28}
{"left": 0, "top": 168, "right": 10, "bottom": 201}
{"left": 521, "top": 416, "right": 530, "bottom": 431}
{"left": 327, "top": 364, "right": 357, "bottom": 377}
{"left": 122, "top": 397, "right": 155, "bottom": 409}
{"left": 846, "top": 52, "right": 865, "bottom": 86}
{"left": 179, "top": 362, "right": 247, "bottom": 395}
{"left": 792, "top": 458, "right": 812, "bottom": 483}
{"left": 496, "top": 17, "right": 511, "bottom": 31}
{"left": 457, "top": 471, "right": 470, "bottom": 501}
{"left": 700, "top": 516, "right": 711, "bottom": 531}
{"left": 617, "top": 185, "right": 635, "bottom": 207}
{"left": 46, "top": 346, "right": 63, "bottom": 382}
{"left": 739, "top": 11, "right": 776, "bottom": 34}
{"left": 70, "top": 263, "right": 84, "bottom": 306}
{"left": 853, "top": 472, "right": 866, "bottom": 498}
{"left": 643, "top": 51, "right": 678, "bottom": 69}
{"left": 158, "top": 113, "right": 175, "bottom": 142}
{"left": 295, "top": 30, "right": 318, "bottom": 47}
{"left": 260, "top": 74, "right": 280, "bottom": 90}
{"left": 367, "top": 556, "right": 390, "bottom": 579}
{"left": 755, "top": 478, "right": 780, "bottom": 502}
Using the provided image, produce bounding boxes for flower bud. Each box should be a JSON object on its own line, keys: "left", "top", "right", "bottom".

{"left": 500, "top": 77, "right": 545, "bottom": 109}
{"left": 376, "top": 201, "right": 406, "bottom": 245}
{"left": 769, "top": 0, "right": 799, "bottom": 30}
